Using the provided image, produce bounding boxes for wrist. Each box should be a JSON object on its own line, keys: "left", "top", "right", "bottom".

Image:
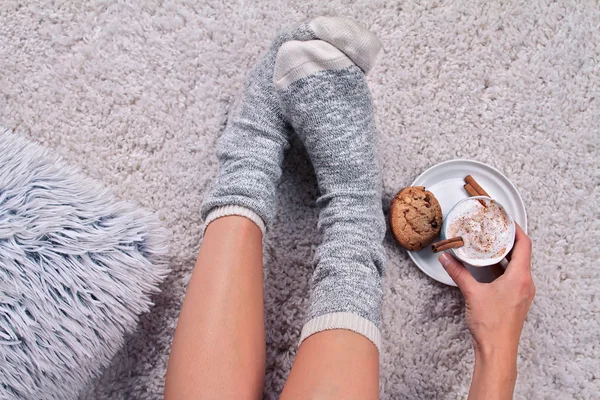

{"left": 475, "top": 339, "right": 518, "bottom": 367}
{"left": 470, "top": 345, "right": 517, "bottom": 400}
{"left": 476, "top": 347, "right": 517, "bottom": 374}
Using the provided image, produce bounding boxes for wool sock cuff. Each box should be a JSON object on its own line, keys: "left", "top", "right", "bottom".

{"left": 299, "top": 312, "right": 382, "bottom": 353}
{"left": 203, "top": 205, "right": 266, "bottom": 236}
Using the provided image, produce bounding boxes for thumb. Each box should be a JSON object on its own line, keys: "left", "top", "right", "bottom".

{"left": 438, "top": 253, "right": 477, "bottom": 294}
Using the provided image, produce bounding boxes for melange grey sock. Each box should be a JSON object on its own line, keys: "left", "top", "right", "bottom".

{"left": 200, "top": 25, "right": 315, "bottom": 235}
{"left": 274, "top": 24, "right": 385, "bottom": 351}
{"left": 201, "top": 17, "right": 377, "bottom": 236}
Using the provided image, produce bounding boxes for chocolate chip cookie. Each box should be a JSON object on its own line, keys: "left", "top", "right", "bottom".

{"left": 389, "top": 186, "right": 443, "bottom": 251}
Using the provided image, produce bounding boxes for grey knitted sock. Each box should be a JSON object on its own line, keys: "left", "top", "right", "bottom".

{"left": 200, "top": 25, "right": 315, "bottom": 235}
{"left": 201, "top": 17, "right": 378, "bottom": 235}
{"left": 274, "top": 29, "right": 385, "bottom": 350}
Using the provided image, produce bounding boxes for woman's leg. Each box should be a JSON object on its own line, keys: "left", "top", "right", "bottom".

{"left": 165, "top": 23, "right": 316, "bottom": 398}
{"left": 273, "top": 19, "right": 385, "bottom": 398}
{"left": 165, "top": 216, "right": 264, "bottom": 399}
{"left": 281, "top": 331, "right": 379, "bottom": 399}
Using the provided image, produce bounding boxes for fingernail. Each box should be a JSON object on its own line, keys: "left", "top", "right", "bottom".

{"left": 438, "top": 253, "right": 452, "bottom": 267}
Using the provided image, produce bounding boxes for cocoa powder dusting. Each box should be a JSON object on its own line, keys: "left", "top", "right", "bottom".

{"left": 447, "top": 198, "right": 511, "bottom": 261}
{"left": 493, "top": 247, "right": 507, "bottom": 258}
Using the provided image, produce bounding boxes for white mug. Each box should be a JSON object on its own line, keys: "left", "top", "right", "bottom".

{"left": 441, "top": 196, "right": 516, "bottom": 267}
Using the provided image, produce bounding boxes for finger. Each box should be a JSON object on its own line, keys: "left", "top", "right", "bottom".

{"left": 506, "top": 223, "right": 532, "bottom": 274}
{"left": 438, "top": 253, "right": 477, "bottom": 294}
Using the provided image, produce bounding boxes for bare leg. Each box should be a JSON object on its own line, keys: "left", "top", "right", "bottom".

{"left": 281, "top": 330, "right": 379, "bottom": 399}
{"left": 164, "top": 21, "right": 316, "bottom": 399}
{"left": 165, "top": 216, "right": 265, "bottom": 399}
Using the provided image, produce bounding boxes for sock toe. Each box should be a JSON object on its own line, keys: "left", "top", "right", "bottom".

{"left": 308, "top": 16, "right": 382, "bottom": 74}
{"left": 274, "top": 40, "right": 356, "bottom": 90}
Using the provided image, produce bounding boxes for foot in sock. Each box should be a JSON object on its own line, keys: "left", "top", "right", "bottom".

{"left": 201, "top": 17, "right": 379, "bottom": 235}
{"left": 274, "top": 31, "right": 385, "bottom": 350}
{"left": 200, "top": 24, "right": 314, "bottom": 235}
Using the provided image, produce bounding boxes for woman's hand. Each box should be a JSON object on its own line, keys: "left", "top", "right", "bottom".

{"left": 438, "top": 224, "right": 535, "bottom": 400}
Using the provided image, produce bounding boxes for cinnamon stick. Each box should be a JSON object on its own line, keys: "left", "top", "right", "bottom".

{"left": 431, "top": 237, "right": 464, "bottom": 253}
{"left": 464, "top": 183, "right": 479, "bottom": 197}
{"left": 464, "top": 175, "right": 490, "bottom": 197}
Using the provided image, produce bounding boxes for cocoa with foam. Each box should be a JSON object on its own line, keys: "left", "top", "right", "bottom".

{"left": 446, "top": 197, "right": 513, "bottom": 265}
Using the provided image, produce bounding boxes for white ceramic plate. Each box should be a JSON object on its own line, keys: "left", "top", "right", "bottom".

{"left": 407, "top": 159, "right": 528, "bottom": 286}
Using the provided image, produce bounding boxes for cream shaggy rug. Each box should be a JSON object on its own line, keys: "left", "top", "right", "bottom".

{"left": 1, "top": 1, "right": 598, "bottom": 398}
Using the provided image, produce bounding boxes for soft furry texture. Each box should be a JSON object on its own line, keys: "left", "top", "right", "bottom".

{"left": 0, "top": 1, "right": 598, "bottom": 399}
{"left": 0, "top": 129, "right": 169, "bottom": 399}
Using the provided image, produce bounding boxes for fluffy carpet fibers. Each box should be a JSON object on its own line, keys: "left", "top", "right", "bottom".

{"left": 1, "top": 1, "right": 598, "bottom": 398}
